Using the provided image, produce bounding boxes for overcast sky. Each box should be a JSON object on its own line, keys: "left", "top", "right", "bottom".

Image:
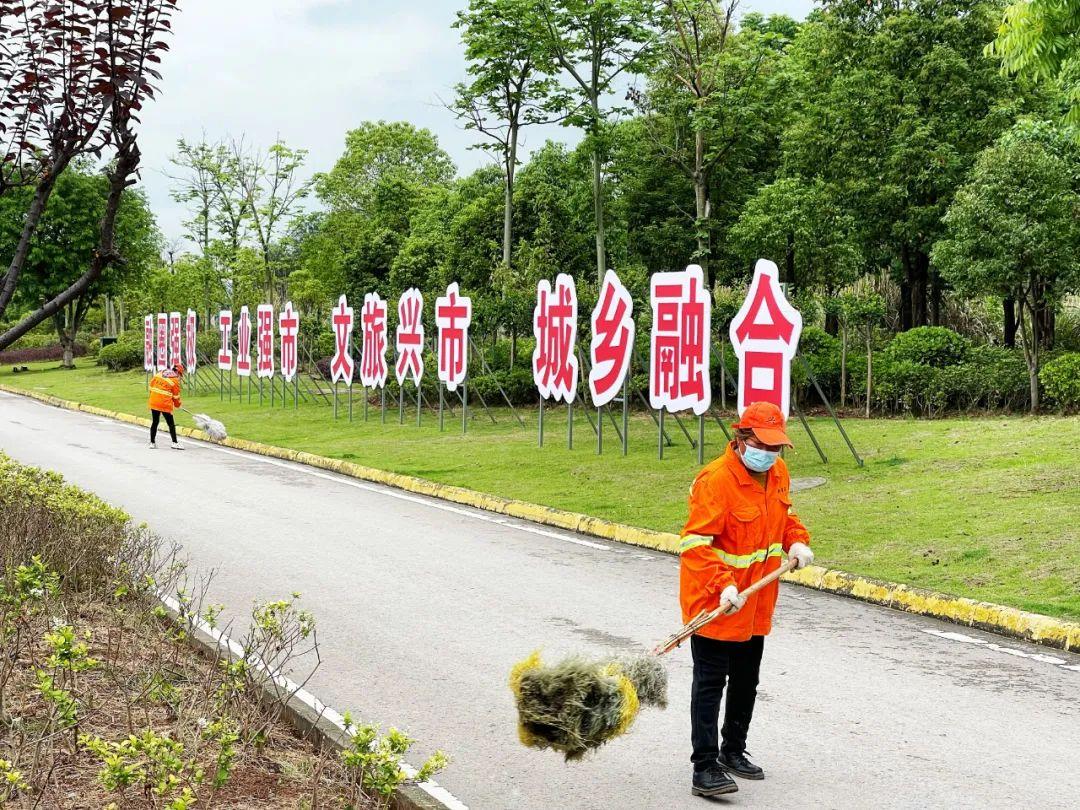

{"left": 141, "top": 0, "right": 816, "bottom": 246}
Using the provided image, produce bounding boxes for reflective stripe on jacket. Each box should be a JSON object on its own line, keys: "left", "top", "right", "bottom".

{"left": 148, "top": 371, "right": 181, "bottom": 414}
{"left": 678, "top": 442, "right": 810, "bottom": 642}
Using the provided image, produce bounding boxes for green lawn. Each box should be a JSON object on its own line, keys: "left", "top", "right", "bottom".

{"left": 3, "top": 361, "right": 1079, "bottom": 619}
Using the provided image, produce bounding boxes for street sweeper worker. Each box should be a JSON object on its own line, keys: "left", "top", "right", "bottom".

{"left": 148, "top": 362, "right": 185, "bottom": 450}
{"left": 678, "top": 400, "right": 814, "bottom": 798}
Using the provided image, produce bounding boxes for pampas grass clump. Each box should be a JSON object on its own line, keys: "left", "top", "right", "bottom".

{"left": 509, "top": 651, "right": 668, "bottom": 760}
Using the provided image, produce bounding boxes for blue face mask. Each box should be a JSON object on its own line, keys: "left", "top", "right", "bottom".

{"left": 740, "top": 443, "right": 779, "bottom": 473}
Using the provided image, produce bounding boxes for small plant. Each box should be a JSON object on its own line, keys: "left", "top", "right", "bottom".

{"left": 80, "top": 730, "right": 204, "bottom": 808}
{"left": 43, "top": 624, "right": 98, "bottom": 673}
{"left": 0, "top": 758, "right": 28, "bottom": 804}
{"left": 35, "top": 671, "right": 79, "bottom": 729}
{"left": 339, "top": 712, "right": 448, "bottom": 807}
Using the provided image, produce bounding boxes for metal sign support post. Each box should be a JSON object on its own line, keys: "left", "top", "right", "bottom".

{"left": 622, "top": 375, "right": 629, "bottom": 456}
{"left": 438, "top": 383, "right": 445, "bottom": 431}
{"left": 462, "top": 381, "right": 468, "bottom": 434}
{"left": 416, "top": 383, "right": 421, "bottom": 427}
{"left": 228, "top": 369, "right": 233, "bottom": 402}
{"left": 294, "top": 376, "right": 298, "bottom": 409}
{"left": 364, "top": 386, "right": 369, "bottom": 421}
{"left": 658, "top": 409, "right": 665, "bottom": 460}
{"left": 381, "top": 387, "right": 386, "bottom": 424}
{"left": 567, "top": 401, "right": 573, "bottom": 449}
{"left": 333, "top": 382, "right": 338, "bottom": 419}
{"left": 219, "top": 368, "right": 223, "bottom": 401}
{"left": 697, "top": 415, "right": 705, "bottom": 465}
{"left": 597, "top": 407, "right": 602, "bottom": 455}
{"left": 260, "top": 376, "right": 264, "bottom": 407}
{"left": 398, "top": 387, "right": 404, "bottom": 424}
{"left": 538, "top": 398, "right": 544, "bottom": 446}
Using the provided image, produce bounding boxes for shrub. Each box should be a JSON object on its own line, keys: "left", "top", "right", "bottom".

{"left": 885, "top": 326, "right": 969, "bottom": 368}
{"left": 470, "top": 367, "right": 537, "bottom": 406}
{"left": 97, "top": 331, "right": 143, "bottom": 371}
{"left": 1040, "top": 352, "right": 1080, "bottom": 410}
{"left": 0, "top": 453, "right": 133, "bottom": 591}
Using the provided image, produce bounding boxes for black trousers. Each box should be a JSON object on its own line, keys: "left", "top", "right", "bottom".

{"left": 690, "top": 634, "right": 765, "bottom": 771}
{"left": 150, "top": 409, "right": 176, "bottom": 444}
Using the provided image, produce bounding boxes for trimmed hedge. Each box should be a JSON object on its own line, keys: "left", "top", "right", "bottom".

{"left": 0, "top": 452, "right": 132, "bottom": 591}
{"left": 0, "top": 342, "right": 88, "bottom": 364}
{"left": 97, "top": 330, "right": 144, "bottom": 371}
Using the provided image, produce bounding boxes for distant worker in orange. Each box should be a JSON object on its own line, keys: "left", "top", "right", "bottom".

{"left": 680, "top": 401, "right": 813, "bottom": 798}
{"left": 148, "top": 362, "right": 185, "bottom": 450}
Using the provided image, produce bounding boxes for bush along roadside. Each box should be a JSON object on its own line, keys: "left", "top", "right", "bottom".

{"left": 0, "top": 452, "right": 448, "bottom": 809}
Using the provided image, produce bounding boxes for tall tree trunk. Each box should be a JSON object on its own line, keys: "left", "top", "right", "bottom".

{"left": 840, "top": 323, "right": 848, "bottom": 407}
{"left": 930, "top": 267, "right": 942, "bottom": 327}
{"left": 912, "top": 250, "right": 929, "bottom": 327}
{"left": 589, "top": 97, "right": 606, "bottom": 285}
{"left": 693, "top": 127, "right": 710, "bottom": 287}
{"left": 900, "top": 244, "right": 913, "bottom": 331}
{"left": 1018, "top": 297, "right": 1040, "bottom": 413}
{"left": 865, "top": 324, "right": 873, "bottom": 418}
{"left": 1034, "top": 281, "right": 1055, "bottom": 351}
{"left": 1003, "top": 297, "right": 1016, "bottom": 348}
{"left": 503, "top": 124, "right": 518, "bottom": 270}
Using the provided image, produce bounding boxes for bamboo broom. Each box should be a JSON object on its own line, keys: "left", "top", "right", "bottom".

{"left": 510, "top": 559, "right": 797, "bottom": 760}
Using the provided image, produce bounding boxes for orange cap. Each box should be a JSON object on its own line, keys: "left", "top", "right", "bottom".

{"left": 732, "top": 401, "right": 792, "bottom": 447}
{"left": 172, "top": 362, "right": 185, "bottom": 376}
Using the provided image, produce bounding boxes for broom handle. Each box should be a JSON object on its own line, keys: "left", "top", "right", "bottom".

{"left": 651, "top": 559, "right": 797, "bottom": 656}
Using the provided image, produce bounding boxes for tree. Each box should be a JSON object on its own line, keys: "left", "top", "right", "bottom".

{"left": 451, "top": 0, "right": 559, "bottom": 271}
{"left": 529, "top": 0, "right": 658, "bottom": 283}
{"left": 0, "top": 0, "right": 178, "bottom": 351}
{"left": 0, "top": 166, "right": 158, "bottom": 366}
{"left": 989, "top": 0, "right": 1080, "bottom": 124}
{"left": 237, "top": 139, "right": 313, "bottom": 306}
{"left": 635, "top": 3, "right": 793, "bottom": 286}
{"left": 932, "top": 120, "right": 1080, "bottom": 412}
{"left": 781, "top": 0, "right": 1030, "bottom": 331}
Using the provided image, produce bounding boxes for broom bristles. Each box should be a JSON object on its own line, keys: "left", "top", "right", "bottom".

{"left": 193, "top": 413, "right": 227, "bottom": 441}
{"left": 509, "top": 651, "right": 667, "bottom": 761}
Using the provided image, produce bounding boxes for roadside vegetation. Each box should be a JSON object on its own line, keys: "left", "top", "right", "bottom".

{"left": 0, "top": 452, "right": 446, "bottom": 808}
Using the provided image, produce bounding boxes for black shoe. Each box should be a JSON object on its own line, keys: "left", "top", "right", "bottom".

{"left": 691, "top": 764, "right": 739, "bottom": 797}
{"left": 718, "top": 750, "right": 764, "bottom": 780}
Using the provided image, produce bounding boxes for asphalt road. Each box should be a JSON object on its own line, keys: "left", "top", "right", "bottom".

{"left": 2, "top": 390, "right": 1078, "bottom": 810}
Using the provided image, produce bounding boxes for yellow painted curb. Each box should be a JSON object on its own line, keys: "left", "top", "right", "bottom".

{"left": 3, "top": 382, "right": 1078, "bottom": 653}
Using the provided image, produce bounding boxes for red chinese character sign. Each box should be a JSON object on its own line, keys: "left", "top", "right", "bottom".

{"left": 330, "top": 295, "right": 354, "bottom": 385}
{"left": 729, "top": 259, "right": 802, "bottom": 417}
{"left": 649, "top": 264, "right": 711, "bottom": 415}
{"left": 144, "top": 315, "right": 154, "bottom": 372}
{"left": 217, "top": 310, "right": 232, "bottom": 370}
{"left": 184, "top": 310, "right": 197, "bottom": 372}
{"left": 168, "top": 312, "right": 181, "bottom": 368}
{"left": 533, "top": 274, "right": 579, "bottom": 403}
{"left": 435, "top": 283, "right": 471, "bottom": 392}
{"left": 256, "top": 304, "right": 274, "bottom": 379}
{"left": 395, "top": 288, "right": 424, "bottom": 387}
{"left": 589, "top": 270, "right": 635, "bottom": 407}
{"left": 279, "top": 301, "right": 299, "bottom": 382}
{"left": 156, "top": 313, "right": 168, "bottom": 371}
{"left": 360, "top": 293, "right": 388, "bottom": 389}
{"left": 236, "top": 306, "right": 252, "bottom": 377}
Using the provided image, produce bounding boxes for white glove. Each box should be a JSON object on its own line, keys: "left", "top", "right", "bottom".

{"left": 788, "top": 542, "right": 814, "bottom": 570}
{"left": 720, "top": 585, "right": 745, "bottom": 615}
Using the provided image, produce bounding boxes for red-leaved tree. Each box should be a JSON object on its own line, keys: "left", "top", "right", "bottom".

{"left": 0, "top": 0, "right": 177, "bottom": 349}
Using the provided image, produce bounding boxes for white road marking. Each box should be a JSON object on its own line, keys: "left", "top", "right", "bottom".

{"left": 921, "top": 628, "right": 1076, "bottom": 671}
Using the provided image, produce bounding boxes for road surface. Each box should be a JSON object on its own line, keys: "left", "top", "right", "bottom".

{"left": 1, "top": 390, "right": 1078, "bottom": 810}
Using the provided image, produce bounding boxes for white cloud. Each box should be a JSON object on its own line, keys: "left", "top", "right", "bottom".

{"left": 137, "top": 0, "right": 813, "bottom": 245}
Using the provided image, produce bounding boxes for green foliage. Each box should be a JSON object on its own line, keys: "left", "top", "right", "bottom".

{"left": 1039, "top": 352, "right": 1080, "bottom": 410}
{"left": 80, "top": 730, "right": 203, "bottom": 805}
{"left": 0, "top": 452, "right": 131, "bottom": 591}
{"left": 989, "top": 0, "right": 1080, "bottom": 124}
{"left": 97, "top": 330, "right": 144, "bottom": 371}
{"left": 339, "top": 713, "right": 448, "bottom": 805}
{"left": 885, "top": 326, "right": 970, "bottom": 368}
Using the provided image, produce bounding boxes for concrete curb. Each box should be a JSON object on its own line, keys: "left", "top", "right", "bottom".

{"left": 157, "top": 591, "right": 465, "bottom": 810}
{"left": 4, "top": 382, "right": 1078, "bottom": 654}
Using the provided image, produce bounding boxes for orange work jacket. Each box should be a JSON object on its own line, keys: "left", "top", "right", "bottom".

{"left": 678, "top": 441, "right": 810, "bottom": 642}
{"left": 148, "top": 371, "right": 181, "bottom": 414}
